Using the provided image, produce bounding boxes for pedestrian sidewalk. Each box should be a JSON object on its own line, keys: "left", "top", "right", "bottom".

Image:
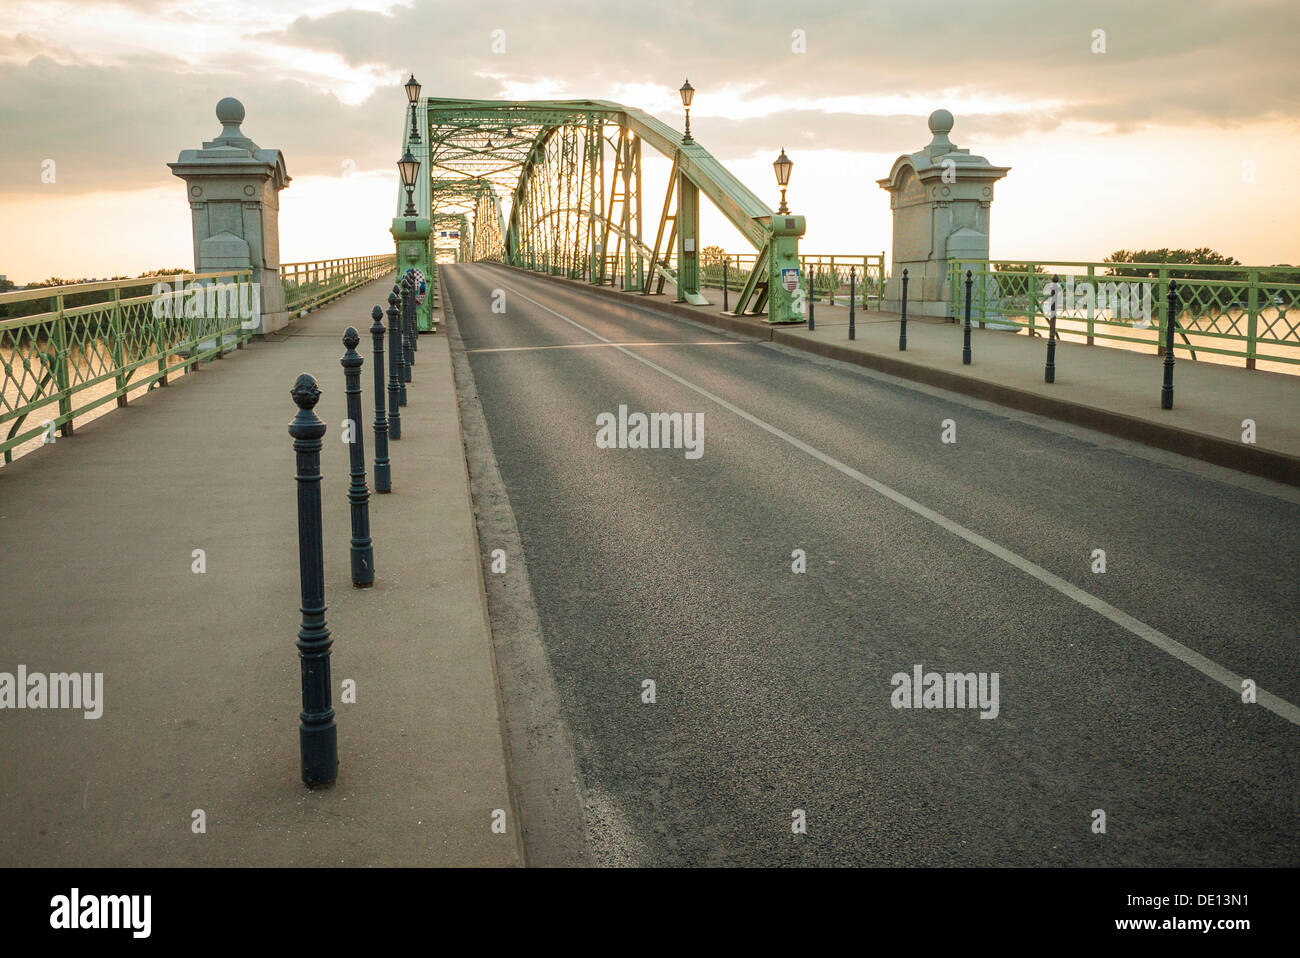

{"left": 524, "top": 272, "right": 1300, "bottom": 485}
{"left": 0, "top": 276, "right": 522, "bottom": 866}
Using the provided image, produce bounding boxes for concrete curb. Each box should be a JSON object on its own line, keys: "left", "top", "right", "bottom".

{"left": 492, "top": 264, "right": 1300, "bottom": 488}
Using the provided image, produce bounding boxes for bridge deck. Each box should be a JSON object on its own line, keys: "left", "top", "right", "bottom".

{"left": 0, "top": 277, "right": 521, "bottom": 866}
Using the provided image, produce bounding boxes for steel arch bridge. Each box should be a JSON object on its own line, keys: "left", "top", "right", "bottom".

{"left": 391, "top": 96, "right": 805, "bottom": 330}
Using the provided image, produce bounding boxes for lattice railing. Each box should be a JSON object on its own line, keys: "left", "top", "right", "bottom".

{"left": 281, "top": 255, "right": 395, "bottom": 313}
{"left": 0, "top": 271, "right": 255, "bottom": 463}
{"left": 950, "top": 260, "right": 1300, "bottom": 371}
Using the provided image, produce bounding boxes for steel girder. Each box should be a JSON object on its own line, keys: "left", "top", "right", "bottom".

{"left": 408, "top": 97, "right": 805, "bottom": 320}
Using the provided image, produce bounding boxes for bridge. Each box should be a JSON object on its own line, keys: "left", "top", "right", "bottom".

{"left": 0, "top": 86, "right": 1297, "bottom": 869}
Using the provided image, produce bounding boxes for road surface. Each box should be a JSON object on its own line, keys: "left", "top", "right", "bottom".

{"left": 444, "top": 262, "right": 1299, "bottom": 867}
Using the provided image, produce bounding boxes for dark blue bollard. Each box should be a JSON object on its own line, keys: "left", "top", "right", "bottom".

{"left": 848, "top": 268, "right": 856, "bottom": 341}
{"left": 899, "top": 268, "right": 909, "bottom": 351}
{"left": 962, "top": 270, "right": 973, "bottom": 365}
{"left": 289, "top": 373, "right": 337, "bottom": 788}
{"left": 396, "top": 279, "right": 410, "bottom": 404}
{"left": 387, "top": 292, "right": 403, "bottom": 438}
{"left": 1162, "top": 280, "right": 1178, "bottom": 409}
{"left": 341, "top": 328, "right": 374, "bottom": 587}
{"left": 1045, "top": 274, "right": 1059, "bottom": 384}
{"left": 722, "top": 257, "right": 729, "bottom": 313}
{"left": 400, "top": 270, "right": 410, "bottom": 379}
{"left": 808, "top": 267, "right": 815, "bottom": 331}
{"left": 370, "top": 306, "right": 391, "bottom": 492}
{"left": 410, "top": 273, "right": 420, "bottom": 355}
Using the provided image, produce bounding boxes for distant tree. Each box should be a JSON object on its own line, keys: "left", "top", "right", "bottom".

{"left": 993, "top": 262, "right": 1045, "bottom": 273}
{"left": 1104, "top": 248, "right": 1244, "bottom": 280}
{"left": 700, "top": 245, "right": 726, "bottom": 268}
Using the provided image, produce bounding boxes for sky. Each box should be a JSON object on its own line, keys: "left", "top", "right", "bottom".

{"left": 0, "top": 0, "right": 1297, "bottom": 284}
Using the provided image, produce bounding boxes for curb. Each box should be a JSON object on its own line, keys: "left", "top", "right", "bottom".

{"left": 490, "top": 264, "right": 1300, "bottom": 488}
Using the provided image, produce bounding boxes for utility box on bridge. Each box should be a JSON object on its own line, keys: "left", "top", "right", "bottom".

{"left": 169, "top": 97, "right": 290, "bottom": 334}
{"left": 877, "top": 111, "right": 1009, "bottom": 318}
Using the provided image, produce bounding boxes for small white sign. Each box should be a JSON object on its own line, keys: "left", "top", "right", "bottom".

{"left": 684, "top": 238, "right": 695, "bottom": 253}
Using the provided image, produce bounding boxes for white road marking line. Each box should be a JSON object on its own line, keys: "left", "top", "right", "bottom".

{"left": 504, "top": 282, "right": 1300, "bottom": 728}
{"left": 467, "top": 341, "right": 746, "bottom": 354}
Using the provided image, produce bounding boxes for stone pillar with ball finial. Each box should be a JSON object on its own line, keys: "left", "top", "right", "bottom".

{"left": 169, "top": 97, "right": 291, "bottom": 334}
{"left": 877, "top": 110, "right": 1009, "bottom": 318}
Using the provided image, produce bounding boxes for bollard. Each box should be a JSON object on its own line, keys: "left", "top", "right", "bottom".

{"left": 808, "top": 267, "right": 815, "bottom": 331}
{"left": 341, "top": 327, "right": 374, "bottom": 587}
{"left": 387, "top": 291, "right": 403, "bottom": 438}
{"left": 390, "top": 282, "right": 406, "bottom": 406}
{"left": 409, "top": 270, "right": 419, "bottom": 355}
{"left": 370, "top": 306, "right": 391, "bottom": 492}
{"left": 899, "top": 268, "right": 909, "bottom": 351}
{"left": 722, "top": 258, "right": 729, "bottom": 313}
{"left": 1162, "top": 280, "right": 1178, "bottom": 409}
{"left": 848, "top": 267, "right": 856, "bottom": 341}
{"left": 402, "top": 271, "right": 415, "bottom": 377}
{"left": 398, "top": 277, "right": 411, "bottom": 399}
{"left": 288, "top": 373, "right": 338, "bottom": 788}
{"left": 962, "top": 270, "right": 973, "bottom": 365}
{"left": 1045, "top": 274, "right": 1059, "bottom": 384}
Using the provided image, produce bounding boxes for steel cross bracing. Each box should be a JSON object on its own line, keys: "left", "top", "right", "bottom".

{"left": 403, "top": 97, "right": 806, "bottom": 321}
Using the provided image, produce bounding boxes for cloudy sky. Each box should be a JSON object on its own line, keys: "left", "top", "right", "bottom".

{"left": 1, "top": 0, "right": 1296, "bottom": 283}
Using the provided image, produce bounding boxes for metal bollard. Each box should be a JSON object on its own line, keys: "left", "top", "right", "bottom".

{"left": 288, "top": 373, "right": 337, "bottom": 788}
{"left": 398, "top": 277, "right": 411, "bottom": 399}
{"left": 402, "top": 270, "right": 415, "bottom": 376}
{"left": 387, "top": 291, "right": 403, "bottom": 437}
{"left": 848, "top": 267, "right": 856, "bottom": 341}
{"left": 341, "top": 327, "right": 374, "bottom": 587}
{"left": 370, "top": 306, "right": 391, "bottom": 492}
{"left": 722, "top": 257, "right": 729, "bottom": 313}
{"left": 1045, "top": 274, "right": 1059, "bottom": 384}
{"left": 808, "top": 267, "right": 815, "bottom": 331}
{"left": 899, "top": 268, "right": 909, "bottom": 351}
{"left": 962, "top": 270, "right": 973, "bottom": 365}
{"left": 1162, "top": 280, "right": 1178, "bottom": 409}
{"left": 409, "top": 270, "right": 419, "bottom": 355}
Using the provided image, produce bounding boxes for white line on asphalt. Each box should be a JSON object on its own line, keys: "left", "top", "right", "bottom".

{"left": 467, "top": 341, "right": 747, "bottom": 354}
{"left": 504, "top": 282, "right": 1300, "bottom": 728}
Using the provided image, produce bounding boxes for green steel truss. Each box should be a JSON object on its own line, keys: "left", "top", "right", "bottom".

{"left": 402, "top": 97, "right": 806, "bottom": 320}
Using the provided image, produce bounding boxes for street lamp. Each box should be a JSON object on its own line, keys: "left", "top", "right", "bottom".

{"left": 773, "top": 147, "right": 792, "bottom": 214}
{"left": 679, "top": 78, "right": 694, "bottom": 144}
{"left": 404, "top": 74, "right": 422, "bottom": 143}
{"left": 398, "top": 149, "right": 419, "bottom": 216}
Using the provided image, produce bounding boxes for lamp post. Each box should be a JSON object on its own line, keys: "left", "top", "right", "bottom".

{"left": 679, "top": 78, "right": 694, "bottom": 144}
{"left": 398, "top": 150, "right": 419, "bottom": 216}
{"left": 404, "top": 74, "right": 421, "bottom": 143}
{"left": 773, "top": 148, "right": 792, "bottom": 215}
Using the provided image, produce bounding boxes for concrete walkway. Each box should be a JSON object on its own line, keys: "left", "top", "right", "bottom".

{"left": 522, "top": 275, "right": 1300, "bottom": 485}
{"left": 0, "top": 276, "right": 522, "bottom": 866}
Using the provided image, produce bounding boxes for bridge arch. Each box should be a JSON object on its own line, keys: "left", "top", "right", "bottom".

{"left": 400, "top": 97, "right": 806, "bottom": 322}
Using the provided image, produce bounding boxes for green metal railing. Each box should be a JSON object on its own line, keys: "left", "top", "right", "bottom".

{"left": 950, "top": 259, "right": 1300, "bottom": 371}
{"left": 281, "top": 255, "right": 395, "bottom": 313}
{"left": 702, "top": 253, "right": 886, "bottom": 308}
{"left": 0, "top": 270, "right": 254, "bottom": 463}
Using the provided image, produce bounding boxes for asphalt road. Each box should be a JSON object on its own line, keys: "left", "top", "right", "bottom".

{"left": 444, "top": 262, "right": 1299, "bottom": 867}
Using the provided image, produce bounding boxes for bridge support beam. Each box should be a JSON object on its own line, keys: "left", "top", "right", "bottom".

{"left": 675, "top": 173, "right": 706, "bottom": 305}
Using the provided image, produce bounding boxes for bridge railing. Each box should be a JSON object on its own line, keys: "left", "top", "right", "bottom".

{"left": 0, "top": 270, "right": 254, "bottom": 463}
{"left": 281, "top": 255, "right": 395, "bottom": 314}
{"left": 951, "top": 259, "right": 1300, "bottom": 371}
{"left": 702, "top": 253, "right": 887, "bottom": 308}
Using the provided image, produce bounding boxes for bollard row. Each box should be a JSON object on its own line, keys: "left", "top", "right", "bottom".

{"left": 286, "top": 277, "right": 431, "bottom": 787}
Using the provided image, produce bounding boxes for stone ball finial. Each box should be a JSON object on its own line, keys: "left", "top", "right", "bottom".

{"left": 928, "top": 109, "right": 954, "bottom": 135}
{"left": 216, "top": 97, "right": 245, "bottom": 126}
